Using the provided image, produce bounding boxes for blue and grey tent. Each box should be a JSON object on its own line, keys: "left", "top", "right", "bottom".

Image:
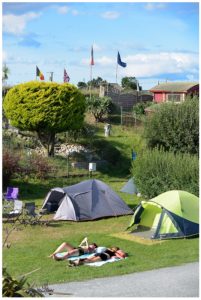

{"left": 42, "top": 179, "right": 133, "bottom": 221}
{"left": 120, "top": 178, "right": 139, "bottom": 195}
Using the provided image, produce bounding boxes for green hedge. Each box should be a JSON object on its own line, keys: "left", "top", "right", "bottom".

{"left": 131, "top": 148, "right": 199, "bottom": 198}
{"left": 144, "top": 97, "right": 199, "bottom": 155}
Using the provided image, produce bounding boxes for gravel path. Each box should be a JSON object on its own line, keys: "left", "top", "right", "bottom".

{"left": 43, "top": 262, "right": 199, "bottom": 297}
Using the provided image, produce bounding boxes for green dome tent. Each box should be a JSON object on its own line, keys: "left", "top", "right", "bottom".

{"left": 127, "top": 190, "right": 199, "bottom": 239}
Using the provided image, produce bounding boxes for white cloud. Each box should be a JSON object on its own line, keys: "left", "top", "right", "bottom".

{"left": 101, "top": 11, "right": 120, "bottom": 19}
{"left": 71, "top": 9, "right": 79, "bottom": 16}
{"left": 144, "top": 3, "right": 167, "bottom": 11}
{"left": 3, "top": 12, "right": 41, "bottom": 35}
{"left": 82, "top": 51, "right": 198, "bottom": 77}
{"left": 186, "top": 74, "right": 197, "bottom": 81}
{"left": 124, "top": 52, "right": 198, "bottom": 77}
{"left": 2, "top": 51, "right": 8, "bottom": 62}
{"left": 96, "top": 56, "right": 114, "bottom": 65}
{"left": 57, "top": 6, "right": 70, "bottom": 15}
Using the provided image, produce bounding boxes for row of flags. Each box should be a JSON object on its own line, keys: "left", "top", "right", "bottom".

{"left": 36, "top": 48, "right": 126, "bottom": 82}
{"left": 36, "top": 66, "right": 70, "bottom": 82}
{"left": 90, "top": 46, "right": 127, "bottom": 68}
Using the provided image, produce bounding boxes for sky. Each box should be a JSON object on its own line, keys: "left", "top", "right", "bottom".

{"left": 2, "top": 1, "right": 199, "bottom": 90}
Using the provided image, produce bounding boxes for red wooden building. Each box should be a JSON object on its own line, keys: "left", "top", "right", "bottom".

{"left": 150, "top": 82, "right": 199, "bottom": 103}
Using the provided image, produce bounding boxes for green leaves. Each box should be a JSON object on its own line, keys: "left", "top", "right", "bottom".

{"left": 144, "top": 97, "right": 199, "bottom": 155}
{"left": 3, "top": 267, "right": 43, "bottom": 297}
{"left": 3, "top": 81, "right": 86, "bottom": 156}
{"left": 131, "top": 148, "right": 199, "bottom": 198}
{"left": 3, "top": 81, "right": 86, "bottom": 133}
{"left": 121, "top": 76, "right": 138, "bottom": 90}
{"left": 85, "top": 96, "right": 112, "bottom": 122}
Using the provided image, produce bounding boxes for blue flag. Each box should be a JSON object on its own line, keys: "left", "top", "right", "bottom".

{"left": 117, "top": 51, "right": 127, "bottom": 68}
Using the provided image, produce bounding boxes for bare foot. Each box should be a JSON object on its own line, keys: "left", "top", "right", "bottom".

{"left": 48, "top": 254, "right": 54, "bottom": 258}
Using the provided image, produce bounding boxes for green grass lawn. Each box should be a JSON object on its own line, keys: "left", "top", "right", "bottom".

{"left": 3, "top": 214, "right": 199, "bottom": 287}
{"left": 3, "top": 123, "right": 199, "bottom": 287}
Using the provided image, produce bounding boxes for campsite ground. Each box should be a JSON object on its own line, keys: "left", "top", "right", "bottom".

{"left": 3, "top": 123, "right": 199, "bottom": 288}
{"left": 3, "top": 209, "right": 199, "bottom": 286}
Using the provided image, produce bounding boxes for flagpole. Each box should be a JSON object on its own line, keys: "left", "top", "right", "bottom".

{"left": 90, "top": 45, "right": 93, "bottom": 99}
{"left": 116, "top": 62, "right": 118, "bottom": 84}
{"left": 90, "top": 63, "right": 92, "bottom": 99}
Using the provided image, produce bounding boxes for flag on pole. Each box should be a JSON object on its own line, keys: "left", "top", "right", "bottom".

{"left": 64, "top": 69, "right": 70, "bottom": 82}
{"left": 117, "top": 52, "right": 127, "bottom": 68}
{"left": 90, "top": 46, "right": 94, "bottom": 65}
{"left": 36, "top": 66, "right": 44, "bottom": 80}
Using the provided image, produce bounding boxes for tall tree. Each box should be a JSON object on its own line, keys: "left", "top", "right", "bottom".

{"left": 121, "top": 77, "right": 138, "bottom": 90}
{"left": 87, "top": 77, "right": 107, "bottom": 88}
{"left": 85, "top": 96, "right": 112, "bottom": 122}
{"left": 77, "top": 81, "right": 88, "bottom": 89}
{"left": 2, "top": 64, "right": 10, "bottom": 83}
{"left": 3, "top": 81, "right": 86, "bottom": 156}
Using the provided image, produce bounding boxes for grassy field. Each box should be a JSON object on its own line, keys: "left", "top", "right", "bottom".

{"left": 2, "top": 123, "right": 199, "bottom": 287}
{"left": 3, "top": 215, "right": 199, "bottom": 287}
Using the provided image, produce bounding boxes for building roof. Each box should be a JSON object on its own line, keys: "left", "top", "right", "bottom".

{"left": 150, "top": 82, "right": 199, "bottom": 93}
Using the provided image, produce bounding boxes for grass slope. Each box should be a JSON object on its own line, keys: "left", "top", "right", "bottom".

{"left": 3, "top": 123, "right": 199, "bottom": 286}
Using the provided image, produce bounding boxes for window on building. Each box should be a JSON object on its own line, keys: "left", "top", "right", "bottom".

{"left": 167, "top": 94, "right": 182, "bottom": 102}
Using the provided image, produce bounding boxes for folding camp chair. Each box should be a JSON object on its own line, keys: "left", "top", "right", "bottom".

{"left": 4, "top": 187, "right": 19, "bottom": 201}
{"left": 3, "top": 187, "right": 19, "bottom": 210}
{"left": 23, "top": 202, "right": 43, "bottom": 225}
{"left": 3, "top": 200, "right": 23, "bottom": 223}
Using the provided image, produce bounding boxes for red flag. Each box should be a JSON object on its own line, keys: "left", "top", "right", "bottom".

{"left": 64, "top": 69, "right": 70, "bottom": 82}
{"left": 90, "top": 46, "right": 94, "bottom": 65}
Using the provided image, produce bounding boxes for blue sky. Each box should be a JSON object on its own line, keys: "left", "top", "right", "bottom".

{"left": 2, "top": 1, "right": 199, "bottom": 89}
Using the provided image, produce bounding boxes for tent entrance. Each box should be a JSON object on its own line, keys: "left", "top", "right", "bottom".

{"left": 130, "top": 225, "right": 156, "bottom": 239}
{"left": 131, "top": 203, "right": 162, "bottom": 239}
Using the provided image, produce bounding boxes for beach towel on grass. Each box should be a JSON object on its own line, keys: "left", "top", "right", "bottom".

{"left": 55, "top": 252, "right": 124, "bottom": 266}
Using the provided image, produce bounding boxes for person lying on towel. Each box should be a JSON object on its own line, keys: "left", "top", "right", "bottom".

{"left": 69, "top": 247, "right": 127, "bottom": 266}
{"left": 48, "top": 237, "right": 98, "bottom": 261}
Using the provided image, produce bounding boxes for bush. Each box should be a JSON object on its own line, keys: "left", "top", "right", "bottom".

{"left": 3, "top": 267, "right": 43, "bottom": 297}
{"left": 144, "top": 97, "right": 199, "bottom": 154}
{"left": 18, "top": 153, "right": 54, "bottom": 179}
{"left": 85, "top": 96, "right": 112, "bottom": 122}
{"left": 3, "top": 149, "right": 20, "bottom": 187}
{"left": 3, "top": 149, "right": 54, "bottom": 183}
{"left": 133, "top": 101, "right": 152, "bottom": 116}
{"left": 131, "top": 148, "right": 199, "bottom": 198}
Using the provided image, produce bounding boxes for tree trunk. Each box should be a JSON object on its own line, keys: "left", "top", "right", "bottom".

{"left": 48, "top": 132, "right": 55, "bottom": 157}
{"left": 37, "top": 131, "right": 55, "bottom": 157}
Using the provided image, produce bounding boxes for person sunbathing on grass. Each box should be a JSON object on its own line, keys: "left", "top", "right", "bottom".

{"left": 48, "top": 238, "right": 98, "bottom": 261}
{"left": 69, "top": 247, "right": 127, "bottom": 266}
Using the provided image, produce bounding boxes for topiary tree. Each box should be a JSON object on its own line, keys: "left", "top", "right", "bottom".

{"left": 144, "top": 96, "right": 199, "bottom": 155}
{"left": 3, "top": 81, "right": 86, "bottom": 156}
